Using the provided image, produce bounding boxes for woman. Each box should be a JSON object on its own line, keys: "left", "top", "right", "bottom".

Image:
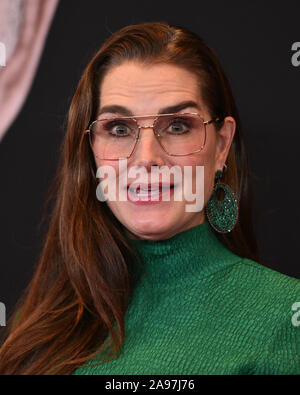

{"left": 0, "top": 22, "right": 299, "bottom": 375}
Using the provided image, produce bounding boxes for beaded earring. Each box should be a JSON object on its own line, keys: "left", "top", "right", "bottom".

{"left": 205, "top": 164, "right": 239, "bottom": 233}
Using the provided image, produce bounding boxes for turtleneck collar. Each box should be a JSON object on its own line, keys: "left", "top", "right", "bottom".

{"left": 131, "top": 220, "right": 241, "bottom": 284}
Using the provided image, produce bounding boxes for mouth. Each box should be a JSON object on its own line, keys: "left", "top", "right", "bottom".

{"left": 126, "top": 182, "right": 175, "bottom": 203}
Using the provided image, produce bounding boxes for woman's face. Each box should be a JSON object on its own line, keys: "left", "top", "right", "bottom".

{"left": 95, "top": 61, "right": 235, "bottom": 240}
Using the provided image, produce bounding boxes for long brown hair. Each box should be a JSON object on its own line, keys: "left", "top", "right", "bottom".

{"left": 0, "top": 22, "right": 260, "bottom": 374}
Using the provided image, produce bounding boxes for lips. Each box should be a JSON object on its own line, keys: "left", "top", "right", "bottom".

{"left": 127, "top": 182, "right": 174, "bottom": 194}
{"left": 127, "top": 182, "right": 175, "bottom": 205}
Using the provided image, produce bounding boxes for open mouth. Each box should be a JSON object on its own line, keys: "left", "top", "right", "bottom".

{"left": 128, "top": 184, "right": 174, "bottom": 196}
{"left": 127, "top": 183, "right": 175, "bottom": 202}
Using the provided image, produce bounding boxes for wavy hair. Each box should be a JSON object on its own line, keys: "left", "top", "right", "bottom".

{"left": 0, "top": 22, "right": 260, "bottom": 374}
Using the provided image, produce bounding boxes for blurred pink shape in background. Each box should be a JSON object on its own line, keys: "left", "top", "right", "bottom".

{"left": 0, "top": 0, "right": 59, "bottom": 141}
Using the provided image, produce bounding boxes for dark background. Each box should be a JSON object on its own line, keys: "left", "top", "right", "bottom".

{"left": 1, "top": 0, "right": 300, "bottom": 320}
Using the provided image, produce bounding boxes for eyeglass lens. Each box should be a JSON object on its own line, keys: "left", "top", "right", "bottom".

{"left": 89, "top": 114, "right": 205, "bottom": 159}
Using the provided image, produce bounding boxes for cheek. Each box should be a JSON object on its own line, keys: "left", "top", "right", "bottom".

{"left": 174, "top": 153, "right": 216, "bottom": 204}
{"left": 94, "top": 159, "right": 121, "bottom": 202}
{"left": 95, "top": 159, "right": 119, "bottom": 177}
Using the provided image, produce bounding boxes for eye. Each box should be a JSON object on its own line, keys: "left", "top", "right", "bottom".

{"left": 104, "top": 120, "right": 132, "bottom": 137}
{"left": 166, "top": 118, "right": 191, "bottom": 134}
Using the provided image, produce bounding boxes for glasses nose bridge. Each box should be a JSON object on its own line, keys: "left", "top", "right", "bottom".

{"left": 137, "top": 123, "right": 155, "bottom": 138}
{"left": 135, "top": 116, "right": 160, "bottom": 139}
{"left": 139, "top": 124, "right": 155, "bottom": 130}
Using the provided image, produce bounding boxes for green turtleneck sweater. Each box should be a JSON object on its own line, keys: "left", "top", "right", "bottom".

{"left": 74, "top": 220, "right": 300, "bottom": 375}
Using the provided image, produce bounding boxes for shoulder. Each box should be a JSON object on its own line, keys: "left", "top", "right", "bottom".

{"left": 213, "top": 256, "right": 300, "bottom": 332}
{"left": 216, "top": 258, "right": 300, "bottom": 374}
{"left": 233, "top": 259, "right": 300, "bottom": 374}
{"left": 220, "top": 256, "right": 300, "bottom": 297}
{"left": 235, "top": 257, "right": 300, "bottom": 299}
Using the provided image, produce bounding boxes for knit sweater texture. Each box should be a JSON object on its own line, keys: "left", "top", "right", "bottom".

{"left": 73, "top": 220, "right": 300, "bottom": 375}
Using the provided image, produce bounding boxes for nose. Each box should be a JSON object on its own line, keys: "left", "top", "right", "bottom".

{"left": 130, "top": 125, "right": 165, "bottom": 170}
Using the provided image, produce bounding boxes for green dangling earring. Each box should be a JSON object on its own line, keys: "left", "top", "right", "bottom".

{"left": 205, "top": 164, "right": 239, "bottom": 233}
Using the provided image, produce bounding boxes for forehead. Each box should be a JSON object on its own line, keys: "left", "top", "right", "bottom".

{"left": 99, "top": 61, "right": 204, "bottom": 115}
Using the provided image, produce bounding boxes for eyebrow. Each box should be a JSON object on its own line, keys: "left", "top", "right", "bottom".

{"left": 98, "top": 100, "right": 201, "bottom": 117}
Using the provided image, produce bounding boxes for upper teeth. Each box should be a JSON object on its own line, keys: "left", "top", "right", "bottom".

{"left": 129, "top": 186, "right": 170, "bottom": 195}
{"left": 136, "top": 190, "right": 159, "bottom": 196}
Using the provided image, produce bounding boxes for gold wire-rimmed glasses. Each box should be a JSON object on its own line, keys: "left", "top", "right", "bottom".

{"left": 84, "top": 112, "right": 220, "bottom": 160}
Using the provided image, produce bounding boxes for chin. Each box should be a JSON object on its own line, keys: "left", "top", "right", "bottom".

{"left": 124, "top": 216, "right": 178, "bottom": 241}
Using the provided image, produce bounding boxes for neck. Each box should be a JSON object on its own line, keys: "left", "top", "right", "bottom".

{"left": 131, "top": 220, "right": 240, "bottom": 284}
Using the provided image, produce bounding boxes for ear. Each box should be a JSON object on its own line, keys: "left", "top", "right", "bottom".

{"left": 214, "top": 116, "right": 236, "bottom": 170}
